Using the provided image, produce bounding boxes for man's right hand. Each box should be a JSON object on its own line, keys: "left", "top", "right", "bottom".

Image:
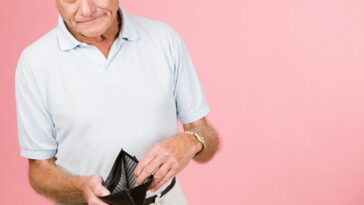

{"left": 28, "top": 158, "right": 110, "bottom": 205}
{"left": 76, "top": 174, "right": 111, "bottom": 205}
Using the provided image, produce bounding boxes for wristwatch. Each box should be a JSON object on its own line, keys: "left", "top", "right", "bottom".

{"left": 184, "top": 131, "right": 207, "bottom": 155}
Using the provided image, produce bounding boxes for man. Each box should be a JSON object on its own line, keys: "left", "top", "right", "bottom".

{"left": 15, "top": 0, "right": 219, "bottom": 204}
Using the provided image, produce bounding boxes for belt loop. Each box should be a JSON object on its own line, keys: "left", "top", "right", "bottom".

{"left": 154, "top": 193, "right": 162, "bottom": 204}
{"left": 145, "top": 177, "right": 176, "bottom": 204}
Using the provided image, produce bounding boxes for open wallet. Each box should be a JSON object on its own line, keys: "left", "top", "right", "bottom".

{"left": 99, "top": 148, "right": 154, "bottom": 205}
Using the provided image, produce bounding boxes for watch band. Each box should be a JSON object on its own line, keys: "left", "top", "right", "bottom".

{"left": 184, "top": 131, "right": 207, "bottom": 155}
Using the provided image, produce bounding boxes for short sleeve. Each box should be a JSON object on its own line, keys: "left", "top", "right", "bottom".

{"left": 15, "top": 51, "right": 58, "bottom": 159}
{"left": 169, "top": 29, "right": 210, "bottom": 124}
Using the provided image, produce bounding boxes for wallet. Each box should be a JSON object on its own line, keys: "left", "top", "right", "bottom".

{"left": 99, "top": 148, "right": 153, "bottom": 205}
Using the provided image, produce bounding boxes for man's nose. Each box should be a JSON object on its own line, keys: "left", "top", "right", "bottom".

{"left": 79, "top": 0, "right": 96, "bottom": 17}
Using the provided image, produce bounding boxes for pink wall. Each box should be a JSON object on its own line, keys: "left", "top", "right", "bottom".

{"left": 1, "top": 0, "right": 364, "bottom": 204}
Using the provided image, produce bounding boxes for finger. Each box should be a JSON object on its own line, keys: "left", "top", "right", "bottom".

{"left": 150, "top": 161, "right": 172, "bottom": 189}
{"left": 134, "top": 148, "right": 158, "bottom": 178}
{"left": 94, "top": 183, "right": 110, "bottom": 197}
{"left": 151, "top": 170, "right": 175, "bottom": 192}
{"left": 135, "top": 153, "right": 169, "bottom": 185}
{"left": 88, "top": 196, "right": 110, "bottom": 205}
{"left": 84, "top": 187, "right": 109, "bottom": 205}
{"left": 91, "top": 174, "right": 110, "bottom": 196}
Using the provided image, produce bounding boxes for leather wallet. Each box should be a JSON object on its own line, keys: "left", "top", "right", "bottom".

{"left": 99, "top": 148, "right": 153, "bottom": 205}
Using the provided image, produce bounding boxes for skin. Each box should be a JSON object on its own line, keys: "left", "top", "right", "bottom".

{"left": 29, "top": 158, "right": 110, "bottom": 205}
{"left": 134, "top": 118, "right": 220, "bottom": 191}
{"left": 28, "top": 1, "right": 220, "bottom": 204}
{"left": 55, "top": 0, "right": 120, "bottom": 58}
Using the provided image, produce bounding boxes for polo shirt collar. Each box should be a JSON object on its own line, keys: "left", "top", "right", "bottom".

{"left": 57, "top": 8, "right": 138, "bottom": 51}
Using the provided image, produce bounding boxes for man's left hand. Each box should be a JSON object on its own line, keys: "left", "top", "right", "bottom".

{"left": 133, "top": 133, "right": 201, "bottom": 191}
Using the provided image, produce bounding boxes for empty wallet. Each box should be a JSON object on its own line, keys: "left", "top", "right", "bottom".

{"left": 99, "top": 148, "right": 153, "bottom": 205}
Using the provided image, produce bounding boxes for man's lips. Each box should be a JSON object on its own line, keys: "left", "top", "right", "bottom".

{"left": 77, "top": 17, "right": 98, "bottom": 23}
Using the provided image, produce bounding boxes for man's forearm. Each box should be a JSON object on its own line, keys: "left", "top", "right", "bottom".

{"left": 29, "top": 158, "right": 85, "bottom": 204}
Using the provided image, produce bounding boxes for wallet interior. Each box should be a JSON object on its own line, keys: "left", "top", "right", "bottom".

{"left": 99, "top": 148, "right": 153, "bottom": 205}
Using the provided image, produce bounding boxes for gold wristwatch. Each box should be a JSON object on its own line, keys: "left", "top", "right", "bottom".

{"left": 184, "top": 131, "right": 207, "bottom": 155}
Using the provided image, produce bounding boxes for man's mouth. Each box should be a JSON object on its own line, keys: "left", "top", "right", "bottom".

{"left": 78, "top": 17, "right": 98, "bottom": 23}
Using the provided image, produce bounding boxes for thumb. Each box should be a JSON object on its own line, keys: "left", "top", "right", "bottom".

{"left": 94, "top": 184, "right": 111, "bottom": 197}
{"left": 92, "top": 174, "right": 110, "bottom": 197}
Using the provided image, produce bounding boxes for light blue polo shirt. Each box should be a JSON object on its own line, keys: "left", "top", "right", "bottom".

{"left": 15, "top": 8, "right": 209, "bottom": 202}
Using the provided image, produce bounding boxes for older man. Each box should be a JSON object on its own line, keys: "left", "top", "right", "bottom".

{"left": 15, "top": 0, "right": 219, "bottom": 204}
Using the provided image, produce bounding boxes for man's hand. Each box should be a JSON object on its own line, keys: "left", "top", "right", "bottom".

{"left": 133, "top": 133, "right": 202, "bottom": 191}
{"left": 28, "top": 158, "right": 110, "bottom": 205}
{"left": 133, "top": 117, "right": 220, "bottom": 191}
{"left": 76, "top": 174, "right": 111, "bottom": 205}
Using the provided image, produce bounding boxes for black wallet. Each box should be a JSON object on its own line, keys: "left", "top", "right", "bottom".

{"left": 99, "top": 148, "right": 153, "bottom": 205}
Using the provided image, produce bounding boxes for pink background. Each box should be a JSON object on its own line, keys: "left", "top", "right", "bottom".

{"left": 1, "top": 0, "right": 364, "bottom": 204}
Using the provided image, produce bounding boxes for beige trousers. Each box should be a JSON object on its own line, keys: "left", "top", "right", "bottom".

{"left": 150, "top": 181, "right": 188, "bottom": 205}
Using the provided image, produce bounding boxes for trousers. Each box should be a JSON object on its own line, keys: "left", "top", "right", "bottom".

{"left": 150, "top": 181, "right": 188, "bottom": 205}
